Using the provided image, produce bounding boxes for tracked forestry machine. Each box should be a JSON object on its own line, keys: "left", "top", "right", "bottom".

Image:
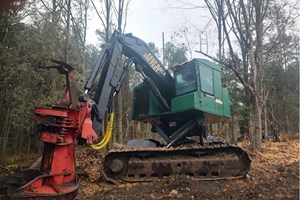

{"left": 0, "top": 31, "right": 250, "bottom": 199}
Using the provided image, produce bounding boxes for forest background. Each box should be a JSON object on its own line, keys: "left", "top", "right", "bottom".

{"left": 0, "top": 0, "right": 298, "bottom": 157}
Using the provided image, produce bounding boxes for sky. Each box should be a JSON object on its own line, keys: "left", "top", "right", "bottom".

{"left": 86, "top": 0, "right": 300, "bottom": 59}
{"left": 86, "top": 0, "right": 216, "bottom": 58}
{"left": 124, "top": 0, "right": 206, "bottom": 46}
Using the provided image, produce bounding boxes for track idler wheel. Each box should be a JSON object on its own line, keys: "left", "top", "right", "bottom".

{"left": 103, "top": 156, "right": 128, "bottom": 182}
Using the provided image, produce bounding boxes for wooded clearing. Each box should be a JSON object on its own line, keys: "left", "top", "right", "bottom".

{"left": 1, "top": 139, "right": 298, "bottom": 199}
{"left": 77, "top": 139, "right": 299, "bottom": 199}
{"left": 0, "top": 0, "right": 299, "bottom": 199}
{"left": 0, "top": 0, "right": 298, "bottom": 155}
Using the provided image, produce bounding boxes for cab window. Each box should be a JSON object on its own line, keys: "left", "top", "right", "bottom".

{"left": 175, "top": 64, "right": 197, "bottom": 96}
{"left": 200, "top": 66, "right": 214, "bottom": 95}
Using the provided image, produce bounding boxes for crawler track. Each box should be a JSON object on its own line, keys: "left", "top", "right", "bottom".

{"left": 102, "top": 143, "right": 251, "bottom": 183}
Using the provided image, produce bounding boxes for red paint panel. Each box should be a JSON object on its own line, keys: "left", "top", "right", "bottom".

{"left": 34, "top": 108, "right": 68, "bottom": 117}
{"left": 42, "top": 133, "right": 58, "bottom": 143}
{"left": 81, "top": 117, "right": 98, "bottom": 144}
{"left": 5, "top": 64, "right": 82, "bottom": 199}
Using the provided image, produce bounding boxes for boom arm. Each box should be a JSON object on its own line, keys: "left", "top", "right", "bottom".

{"left": 84, "top": 31, "right": 175, "bottom": 136}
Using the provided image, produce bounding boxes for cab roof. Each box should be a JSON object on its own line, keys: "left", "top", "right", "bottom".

{"left": 194, "top": 58, "right": 222, "bottom": 71}
{"left": 172, "top": 58, "right": 222, "bottom": 72}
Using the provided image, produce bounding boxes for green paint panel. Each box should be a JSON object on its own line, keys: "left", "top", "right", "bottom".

{"left": 199, "top": 93, "right": 216, "bottom": 114}
{"left": 132, "top": 59, "right": 231, "bottom": 123}
{"left": 171, "top": 91, "right": 226, "bottom": 118}
{"left": 171, "top": 92, "right": 199, "bottom": 112}
{"left": 171, "top": 59, "right": 231, "bottom": 119}
{"left": 132, "top": 83, "right": 166, "bottom": 120}
{"left": 222, "top": 88, "right": 231, "bottom": 117}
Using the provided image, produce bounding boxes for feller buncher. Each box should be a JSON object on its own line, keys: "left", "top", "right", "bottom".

{"left": 0, "top": 31, "right": 250, "bottom": 199}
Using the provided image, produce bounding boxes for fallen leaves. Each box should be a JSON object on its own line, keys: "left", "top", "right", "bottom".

{"left": 77, "top": 139, "right": 300, "bottom": 200}
{"left": 75, "top": 146, "right": 105, "bottom": 198}
{"left": 76, "top": 146, "right": 104, "bottom": 182}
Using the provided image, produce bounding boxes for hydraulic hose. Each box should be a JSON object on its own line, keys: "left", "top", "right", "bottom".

{"left": 91, "top": 112, "right": 114, "bottom": 150}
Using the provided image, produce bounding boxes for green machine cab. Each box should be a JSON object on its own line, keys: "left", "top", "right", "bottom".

{"left": 132, "top": 59, "right": 230, "bottom": 125}
{"left": 172, "top": 59, "right": 230, "bottom": 123}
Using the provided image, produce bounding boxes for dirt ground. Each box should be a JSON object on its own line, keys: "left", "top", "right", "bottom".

{"left": 0, "top": 140, "right": 299, "bottom": 200}
{"left": 77, "top": 140, "right": 299, "bottom": 200}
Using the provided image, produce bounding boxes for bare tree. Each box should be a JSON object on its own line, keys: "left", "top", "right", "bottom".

{"left": 115, "top": 0, "right": 124, "bottom": 143}
{"left": 198, "top": 0, "right": 271, "bottom": 152}
{"left": 64, "top": 0, "right": 71, "bottom": 62}
{"left": 90, "top": 0, "right": 112, "bottom": 42}
{"left": 204, "top": 0, "right": 224, "bottom": 60}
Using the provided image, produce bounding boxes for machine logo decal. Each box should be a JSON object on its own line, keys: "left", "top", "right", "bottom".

{"left": 143, "top": 53, "right": 167, "bottom": 77}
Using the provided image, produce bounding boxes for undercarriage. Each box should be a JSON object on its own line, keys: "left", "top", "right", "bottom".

{"left": 103, "top": 142, "right": 251, "bottom": 183}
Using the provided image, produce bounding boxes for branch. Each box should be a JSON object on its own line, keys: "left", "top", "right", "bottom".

{"left": 164, "top": 6, "right": 204, "bottom": 10}
{"left": 225, "top": 0, "right": 247, "bottom": 44}
{"left": 90, "top": 0, "right": 106, "bottom": 29}
{"left": 204, "top": 0, "right": 218, "bottom": 24}
{"left": 122, "top": 0, "right": 132, "bottom": 33}
{"left": 0, "top": 164, "right": 12, "bottom": 172}
{"left": 220, "top": 1, "right": 253, "bottom": 98}
{"left": 165, "top": 0, "right": 205, "bottom": 10}
{"left": 176, "top": 0, "right": 205, "bottom": 8}
{"left": 195, "top": 50, "right": 228, "bottom": 66}
{"left": 266, "top": 106, "right": 285, "bottom": 130}
{"left": 195, "top": 50, "right": 255, "bottom": 97}
{"left": 264, "top": 89, "right": 269, "bottom": 104}
{"left": 262, "top": 0, "right": 270, "bottom": 20}
{"left": 70, "top": 9, "right": 84, "bottom": 47}
{"left": 111, "top": 0, "right": 118, "bottom": 20}
{"left": 39, "top": 0, "right": 51, "bottom": 12}
{"left": 264, "top": 14, "right": 299, "bottom": 55}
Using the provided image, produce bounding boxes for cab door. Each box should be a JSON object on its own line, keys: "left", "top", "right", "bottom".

{"left": 198, "top": 63, "right": 216, "bottom": 113}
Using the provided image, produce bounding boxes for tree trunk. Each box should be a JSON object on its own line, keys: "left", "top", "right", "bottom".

{"left": 135, "top": 121, "right": 142, "bottom": 139}
{"left": 81, "top": 0, "right": 88, "bottom": 70}
{"left": 64, "top": 0, "right": 71, "bottom": 62}
{"left": 216, "top": 0, "right": 223, "bottom": 60}
{"left": 248, "top": 111, "right": 254, "bottom": 144}
{"left": 285, "top": 108, "right": 290, "bottom": 135}
{"left": 226, "top": 121, "right": 232, "bottom": 143}
{"left": 232, "top": 116, "right": 239, "bottom": 144}
{"left": 105, "top": 0, "right": 111, "bottom": 42}
{"left": 253, "top": 100, "right": 262, "bottom": 152}
{"left": 253, "top": 0, "right": 264, "bottom": 152}
{"left": 116, "top": 92, "right": 123, "bottom": 143}
{"left": 264, "top": 104, "right": 268, "bottom": 140}
{"left": 13, "top": 128, "right": 19, "bottom": 153}
{"left": 1, "top": 104, "right": 12, "bottom": 155}
{"left": 27, "top": 129, "right": 31, "bottom": 155}
{"left": 117, "top": 0, "right": 124, "bottom": 32}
